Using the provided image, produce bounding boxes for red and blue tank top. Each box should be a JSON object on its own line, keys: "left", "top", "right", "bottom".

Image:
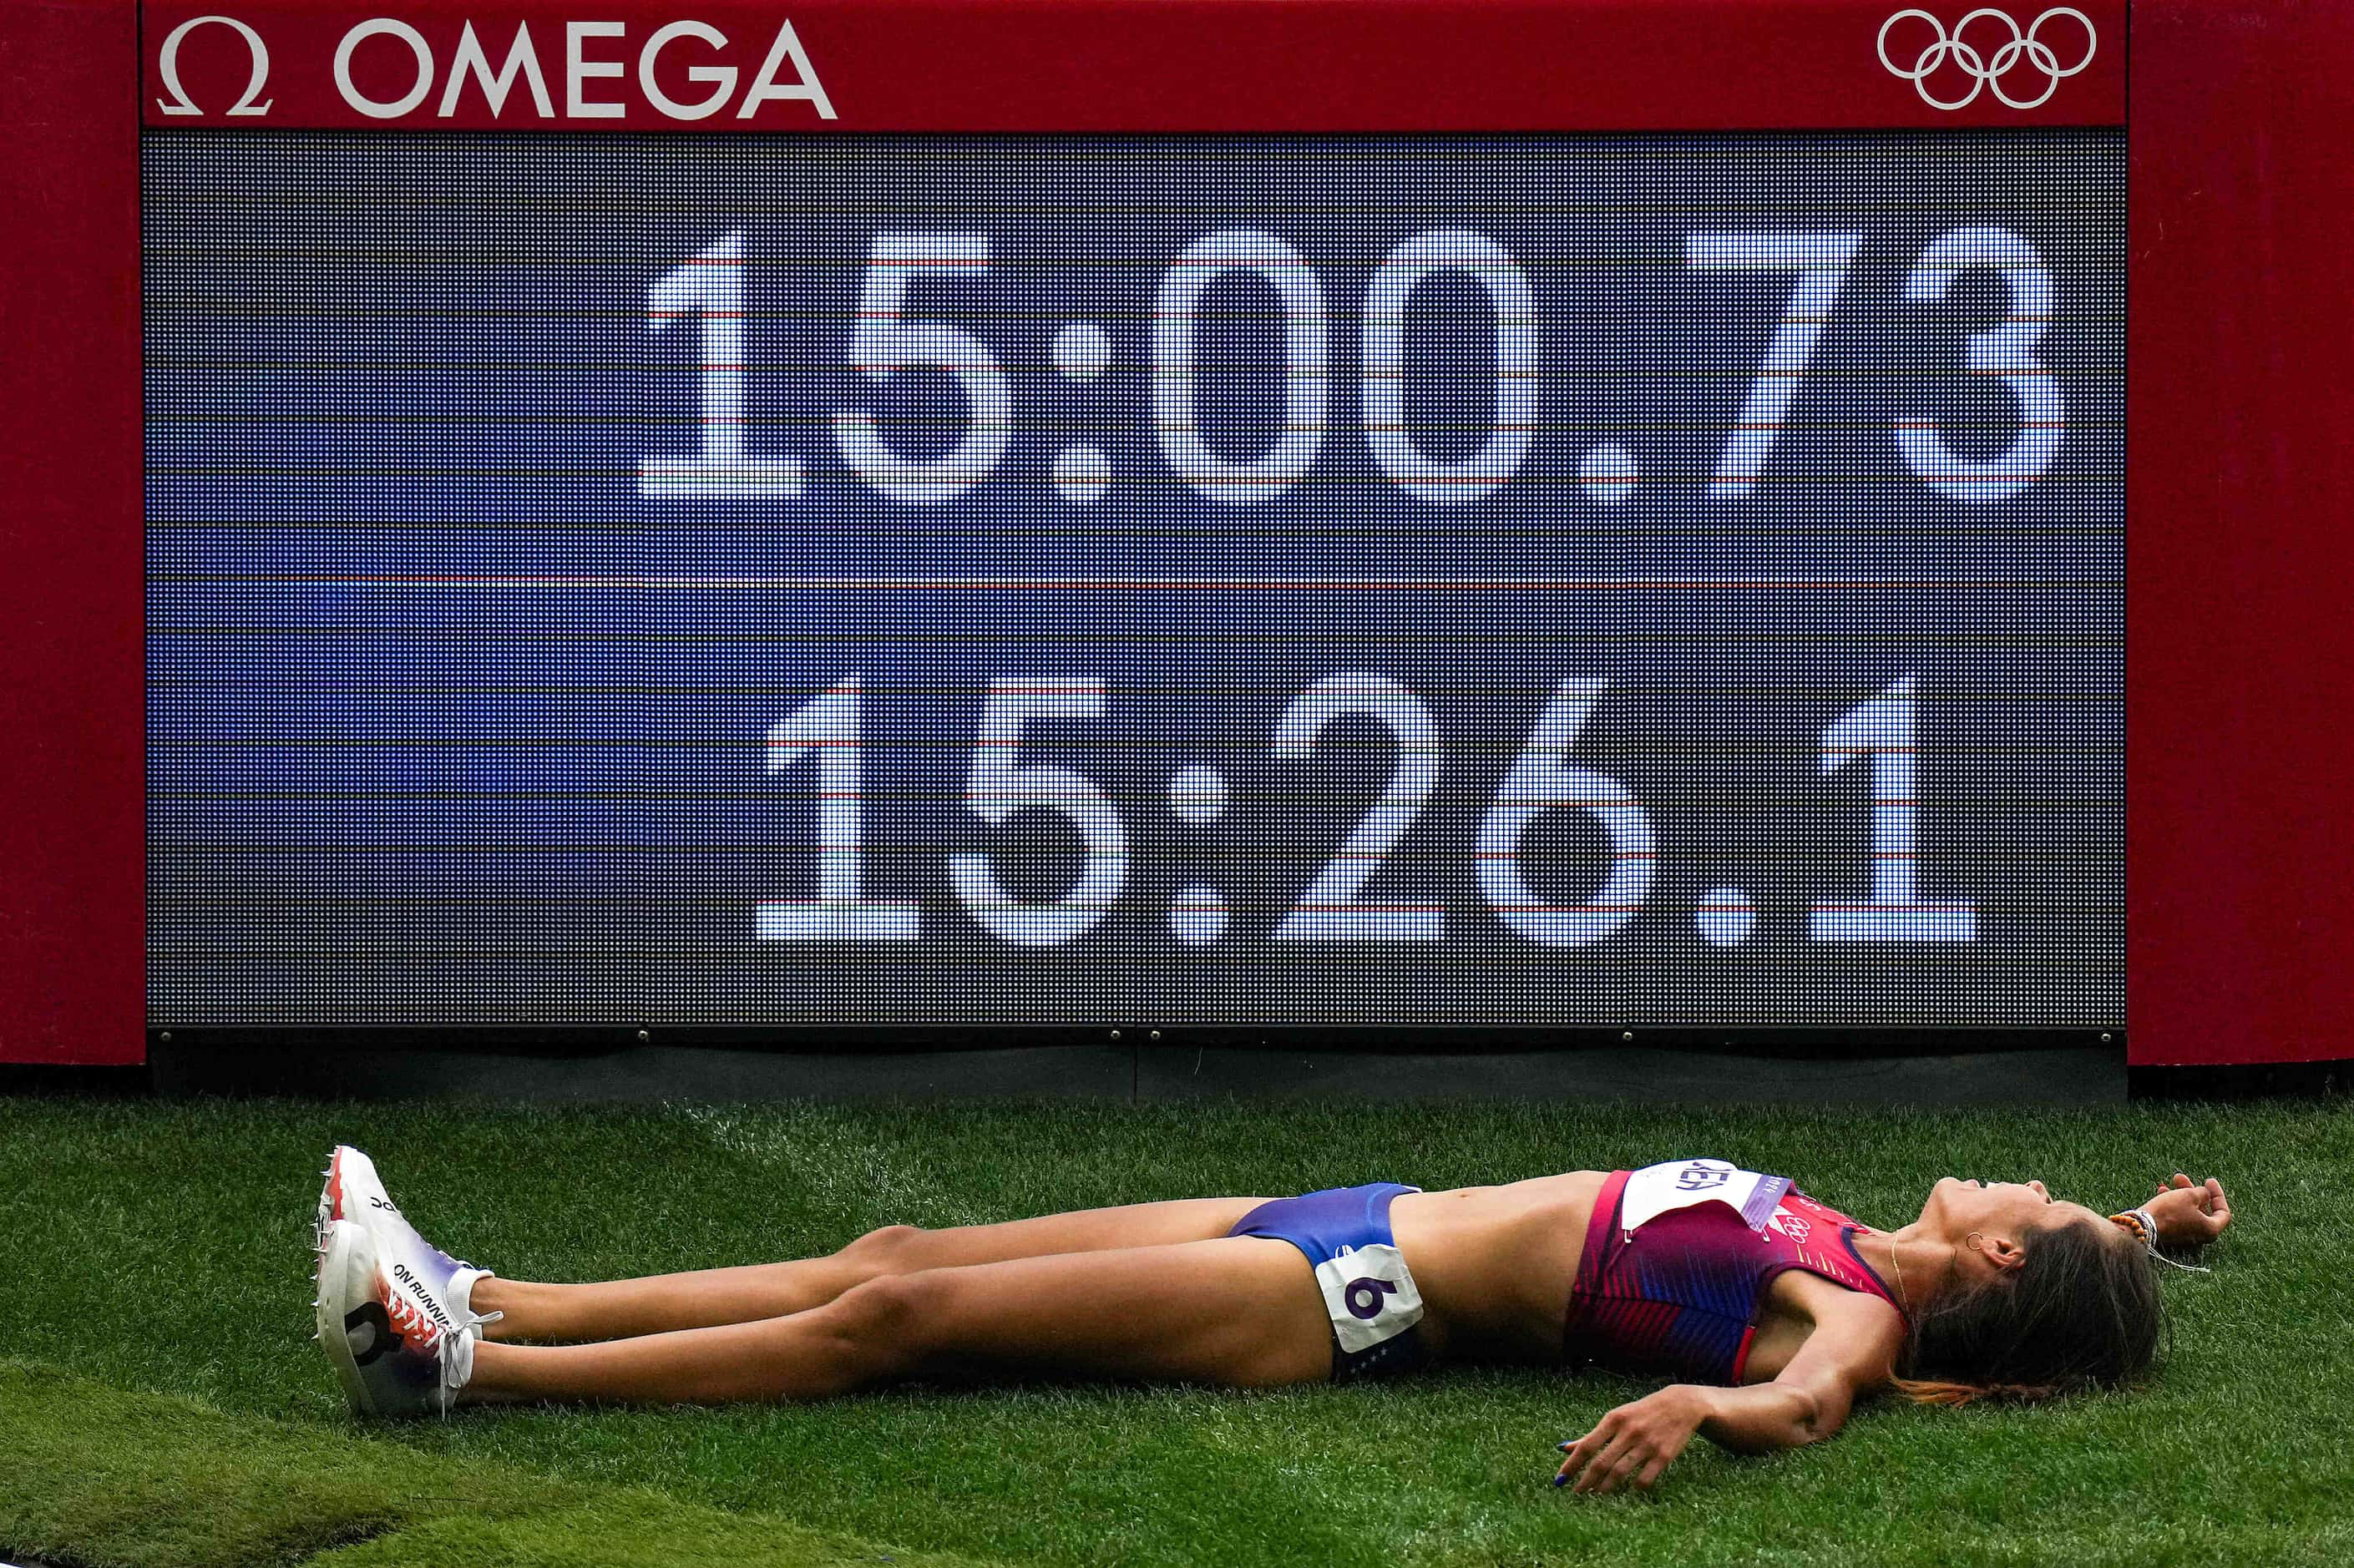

{"left": 1562, "top": 1159, "right": 1909, "bottom": 1386}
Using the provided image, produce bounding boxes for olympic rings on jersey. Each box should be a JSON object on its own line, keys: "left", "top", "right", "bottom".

{"left": 1877, "top": 8, "right": 2098, "bottom": 111}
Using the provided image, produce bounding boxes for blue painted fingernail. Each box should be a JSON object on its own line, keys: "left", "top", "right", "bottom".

{"left": 1552, "top": 1474, "right": 1567, "bottom": 1487}
{"left": 1557, "top": 1442, "right": 1572, "bottom": 1450}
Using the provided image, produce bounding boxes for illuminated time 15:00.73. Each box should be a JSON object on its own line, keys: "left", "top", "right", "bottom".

{"left": 638, "top": 226, "right": 2062, "bottom": 508}
{"left": 759, "top": 673, "right": 1976, "bottom": 951}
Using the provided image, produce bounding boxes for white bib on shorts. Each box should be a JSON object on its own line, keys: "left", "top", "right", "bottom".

{"left": 1314, "top": 1241, "right": 1425, "bottom": 1355}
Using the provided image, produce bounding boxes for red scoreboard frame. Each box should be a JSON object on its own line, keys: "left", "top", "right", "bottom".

{"left": 3, "top": 0, "right": 2346, "bottom": 1071}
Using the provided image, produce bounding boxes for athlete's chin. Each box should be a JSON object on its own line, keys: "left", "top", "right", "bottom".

{"left": 1921, "top": 1176, "right": 1959, "bottom": 1224}
{"left": 1922, "top": 1175, "right": 1992, "bottom": 1230}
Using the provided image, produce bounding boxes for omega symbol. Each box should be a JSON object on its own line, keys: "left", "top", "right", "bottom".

{"left": 156, "top": 15, "right": 274, "bottom": 118}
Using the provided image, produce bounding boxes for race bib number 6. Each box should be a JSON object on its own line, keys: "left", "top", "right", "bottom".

{"left": 1313, "top": 1242, "right": 1425, "bottom": 1354}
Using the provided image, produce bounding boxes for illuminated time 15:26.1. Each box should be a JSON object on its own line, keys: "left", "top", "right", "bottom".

{"left": 757, "top": 670, "right": 1971, "bottom": 952}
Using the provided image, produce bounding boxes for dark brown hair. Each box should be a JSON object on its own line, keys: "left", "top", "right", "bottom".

{"left": 1893, "top": 1216, "right": 2164, "bottom": 1406}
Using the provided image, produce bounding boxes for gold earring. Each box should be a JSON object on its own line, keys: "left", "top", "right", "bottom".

{"left": 1967, "top": 1231, "right": 1984, "bottom": 1252}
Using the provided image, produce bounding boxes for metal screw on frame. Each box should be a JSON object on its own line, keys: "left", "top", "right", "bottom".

{"left": 636, "top": 1029, "right": 651, "bottom": 1043}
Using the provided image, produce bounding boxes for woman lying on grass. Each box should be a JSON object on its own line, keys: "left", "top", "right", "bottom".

{"left": 313, "top": 1148, "right": 2230, "bottom": 1493}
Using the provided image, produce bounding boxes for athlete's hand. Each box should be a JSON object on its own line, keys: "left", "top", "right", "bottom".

{"left": 1554, "top": 1385, "right": 1708, "bottom": 1495}
{"left": 2144, "top": 1173, "right": 2231, "bottom": 1248}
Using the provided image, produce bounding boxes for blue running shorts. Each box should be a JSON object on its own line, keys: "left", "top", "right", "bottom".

{"left": 1225, "top": 1181, "right": 1429, "bottom": 1383}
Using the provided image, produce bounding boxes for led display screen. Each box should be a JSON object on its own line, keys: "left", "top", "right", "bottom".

{"left": 145, "top": 129, "right": 2121, "bottom": 1029}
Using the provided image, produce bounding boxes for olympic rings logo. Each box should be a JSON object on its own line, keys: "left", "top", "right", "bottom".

{"left": 1878, "top": 8, "right": 2098, "bottom": 110}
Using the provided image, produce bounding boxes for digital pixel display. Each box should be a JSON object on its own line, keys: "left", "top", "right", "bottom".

{"left": 144, "top": 129, "right": 2122, "bottom": 1029}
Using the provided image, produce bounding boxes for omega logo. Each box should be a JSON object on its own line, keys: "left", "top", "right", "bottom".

{"left": 154, "top": 14, "right": 274, "bottom": 117}
{"left": 151, "top": 14, "right": 834, "bottom": 123}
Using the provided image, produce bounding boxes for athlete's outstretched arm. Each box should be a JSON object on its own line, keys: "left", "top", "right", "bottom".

{"left": 1684, "top": 1287, "right": 1901, "bottom": 1455}
{"left": 1553, "top": 1279, "right": 1902, "bottom": 1495}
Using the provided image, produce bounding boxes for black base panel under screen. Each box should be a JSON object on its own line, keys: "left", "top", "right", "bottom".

{"left": 144, "top": 129, "right": 2122, "bottom": 1031}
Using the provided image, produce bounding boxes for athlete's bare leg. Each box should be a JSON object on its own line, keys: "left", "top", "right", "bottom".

{"left": 466, "top": 1233, "right": 1330, "bottom": 1404}
{"left": 472, "top": 1195, "right": 1276, "bottom": 1343}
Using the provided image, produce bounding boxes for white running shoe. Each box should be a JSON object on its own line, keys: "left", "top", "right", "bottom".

{"left": 314, "top": 1218, "right": 484, "bottom": 1417}
{"left": 316, "top": 1145, "right": 496, "bottom": 1343}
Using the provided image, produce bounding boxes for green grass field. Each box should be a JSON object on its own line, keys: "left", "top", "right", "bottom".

{"left": 3, "top": 1092, "right": 2347, "bottom": 1568}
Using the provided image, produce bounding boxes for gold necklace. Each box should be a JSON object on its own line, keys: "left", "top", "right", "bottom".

{"left": 1885, "top": 1236, "right": 1913, "bottom": 1317}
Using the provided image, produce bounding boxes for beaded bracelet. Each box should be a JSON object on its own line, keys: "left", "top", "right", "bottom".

{"left": 2108, "top": 1205, "right": 2211, "bottom": 1272}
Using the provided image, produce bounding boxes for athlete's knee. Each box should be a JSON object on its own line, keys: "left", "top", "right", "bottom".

{"left": 838, "top": 1223, "right": 925, "bottom": 1269}
{"left": 821, "top": 1272, "right": 939, "bottom": 1382}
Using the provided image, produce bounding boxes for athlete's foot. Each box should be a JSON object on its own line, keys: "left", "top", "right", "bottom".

{"left": 314, "top": 1218, "right": 489, "bottom": 1417}
{"left": 316, "top": 1144, "right": 497, "bottom": 1339}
